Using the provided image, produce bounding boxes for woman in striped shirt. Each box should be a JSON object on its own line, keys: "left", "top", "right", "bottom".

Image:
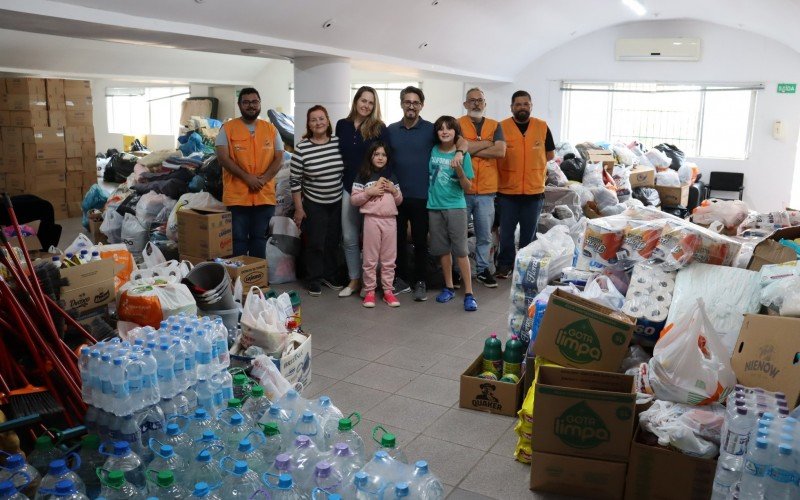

{"left": 290, "top": 105, "right": 345, "bottom": 296}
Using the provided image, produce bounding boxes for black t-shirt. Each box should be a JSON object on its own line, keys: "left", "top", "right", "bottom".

{"left": 514, "top": 121, "right": 555, "bottom": 152}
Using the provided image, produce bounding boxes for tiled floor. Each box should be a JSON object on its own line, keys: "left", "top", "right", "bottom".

{"left": 57, "top": 217, "right": 574, "bottom": 499}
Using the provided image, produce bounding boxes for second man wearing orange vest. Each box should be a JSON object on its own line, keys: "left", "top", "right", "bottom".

{"left": 215, "top": 88, "right": 285, "bottom": 259}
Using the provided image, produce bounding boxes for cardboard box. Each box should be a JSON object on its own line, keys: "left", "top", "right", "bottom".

{"left": 0, "top": 111, "right": 9, "bottom": 127}
{"left": 271, "top": 331, "right": 311, "bottom": 390}
{"left": 66, "top": 188, "right": 84, "bottom": 202}
{"left": 45, "top": 79, "right": 65, "bottom": 103}
{"left": 534, "top": 289, "right": 636, "bottom": 372}
{"left": 1, "top": 94, "right": 48, "bottom": 111}
{"left": 65, "top": 126, "right": 84, "bottom": 144}
{"left": 629, "top": 165, "right": 656, "bottom": 188}
{"left": 0, "top": 220, "right": 42, "bottom": 252}
{"left": 625, "top": 426, "right": 716, "bottom": 500}
{"left": 31, "top": 188, "right": 66, "bottom": 206}
{"left": 66, "top": 142, "right": 82, "bottom": 158}
{"left": 25, "top": 157, "right": 66, "bottom": 175}
{"left": 587, "top": 149, "right": 616, "bottom": 172}
{"left": 48, "top": 109, "right": 67, "bottom": 128}
{"left": 65, "top": 108, "right": 93, "bottom": 126}
{"left": 66, "top": 171, "right": 83, "bottom": 188}
{"left": 66, "top": 157, "right": 83, "bottom": 172}
{"left": 83, "top": 170, "right": 96, "bottom": 187}
{"left": 2, "top": 126, "right": 22, "bottom": 144}
{"left": 4, "top": 173, "right": 25, "bottom": 192}
{"left": 82, "top": 153, "right": 96, "bottom": 172}
{"left": 8, "top": 110, "right": 49, "bottom": 127}
{"left": 59, "top": 259, "right": 115, "bottom": 314}
{"left": 53, "top": 202, "right": 68, "bottom": 220}
{"left": 532, "top": 365, "right": 636, "bottom": 462}
{"left": 63, "top": 80, "right": 91, "bottom": 97}
{"left": 26, "top": 172, "right": 65, "bottom": 191}
{"left": 24, "top": 142, "right": 66, "bottom": 161}
{"left": 5, "top": 78, "right": 46, "bottom": 98}
{"left": 67, "top": 201, "right": 83, "bottom": 218}
{"left": 747, "top": 226, "right": 800, "bottom": 271}
{"left": 81, "top": 140, "right": 96, "bottom": 159}
{"left": 1, "top": 148, "right": 23, "bottom": 172}
{"left": 530, "top": 451, "right": 627, "bottom": 500}
{"left": 459, "top": 355, "right": 524, "bottom": 417}
{"left": 655, "top": 183, "right": 690, "bottom": 207}
{"left": 20, "top": 127, "right": 65, "bottom": 145}
{"left": 177, "top": 208, "right": 233, "bottom": 259}
{"left": 65, "top": 96, "right": 93, "bottom": 110}
{"left": 84, "top": 125, "right": 95, "bottom": 143}
{"left": 221, "top": 255, "right": 269, "bottom": 289}
{"left": 732, "top": 314, "right": 800, "bottom": 407}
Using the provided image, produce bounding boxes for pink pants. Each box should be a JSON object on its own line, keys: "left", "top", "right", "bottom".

{"left": 362, "top": 215, "right": 397, "bottom": 292}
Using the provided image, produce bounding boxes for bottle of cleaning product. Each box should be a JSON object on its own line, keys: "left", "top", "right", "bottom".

{"left": 145, "top": 469, "right": 190, "bottom": 499}
{"left": 500, "top": 335, "right": 524, "bottom": 383}
{"left": 481, "top": 333, "right": 503, "bottom": 379}
{"left": 96, "top": 469, "right": 140, "bottom": 499}
{"left": 372, "top": 426, "right": 408, "bottom": 464}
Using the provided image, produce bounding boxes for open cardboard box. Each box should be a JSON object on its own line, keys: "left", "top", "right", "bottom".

{"left": 655, "top": 183, "right": 690, "bottom": 207}
{"left": 459, "top": 355, "right": 524, "bottom": 417}
{"left": 746, "top": 225, "right": 800, "bottom": 271}
{"left": 530, "top": 451, "right": 627, "bottom": 500}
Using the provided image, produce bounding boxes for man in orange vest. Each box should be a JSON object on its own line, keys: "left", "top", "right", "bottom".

{"left": 495, "top": 90, "right": 555, "bottom": 278}
{"left": 458, "top": 88, "right": 506, "bottom": 288}
{"left": 215, "top": 88, "right": 284, "bottom": 258}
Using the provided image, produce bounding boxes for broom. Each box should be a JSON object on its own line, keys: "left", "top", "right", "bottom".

{"left": 0, "top": 335, "right": 62, "bottom": 419}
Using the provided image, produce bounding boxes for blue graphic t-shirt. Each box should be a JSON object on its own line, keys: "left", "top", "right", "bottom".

{"left": 427, "top": 146, "right": 474, "bottom": 210}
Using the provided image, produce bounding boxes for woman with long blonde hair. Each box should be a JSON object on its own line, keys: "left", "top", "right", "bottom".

{"left": 334, "top": 86, "right": 392, "bottom": 297}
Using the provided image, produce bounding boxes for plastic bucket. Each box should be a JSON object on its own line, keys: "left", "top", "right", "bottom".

{"left": 185, "top": 262, "right": 236, "bottom": 310}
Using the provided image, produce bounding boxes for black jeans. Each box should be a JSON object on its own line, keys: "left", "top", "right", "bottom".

{"left": 302, "top": 198, "right": 342, "bottom": 284}
{"left": 396, "top": 197, "right": 429, "bottom": 284}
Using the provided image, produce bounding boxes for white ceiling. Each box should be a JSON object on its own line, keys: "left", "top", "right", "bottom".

{"left": 1, "top": 0, "right": 799, "bottom": 81}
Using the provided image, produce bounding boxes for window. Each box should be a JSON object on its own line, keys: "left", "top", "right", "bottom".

{"left": 106, "top": 86, "right": 190, "bottom": 136}
{"left": 351, "top": 82, "right": 421, "bottom": 124}
{"left": 561, "top": 82, "right": 760, "bottom": 159}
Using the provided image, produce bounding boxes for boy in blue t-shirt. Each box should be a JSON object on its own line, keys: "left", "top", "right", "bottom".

{"left": 427, "top": 116, "right": 478, "bottom": 311}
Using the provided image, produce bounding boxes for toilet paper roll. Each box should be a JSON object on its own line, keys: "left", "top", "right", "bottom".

{"left": 653, "top": 292, "right": 673, "bottom": 305}
{"left": 652, "top": 278, "right": 675, "bottom": 295}
{"left": 644, "top": 306, "right": 669, "bottom": 323}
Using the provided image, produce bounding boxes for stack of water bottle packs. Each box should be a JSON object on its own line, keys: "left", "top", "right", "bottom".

{"left": 0, "top": 313, "right": 445, "bottom": 499}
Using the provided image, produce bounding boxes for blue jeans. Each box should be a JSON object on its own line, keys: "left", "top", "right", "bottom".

{"left": 497, "top": 194, "right": 544, "bottom": 268}
{"left": 341, "top": 190, "right": 363, "bottom": 280}
{"left": 229, "top": 204, "right": 275, "bottom": 259}
{"left": 466, "top": 194, "right": 495, "bottom": 274}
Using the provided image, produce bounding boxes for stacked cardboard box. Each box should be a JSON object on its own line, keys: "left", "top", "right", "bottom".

{"left": 0, "top": 78, "right": 96, "bottom": 219}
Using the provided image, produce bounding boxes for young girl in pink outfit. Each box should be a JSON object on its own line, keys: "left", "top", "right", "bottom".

{"left": 350, "top": 141, "right": 403, "bottom": 308}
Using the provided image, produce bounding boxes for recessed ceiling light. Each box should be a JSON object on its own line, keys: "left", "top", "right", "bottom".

{"left": 431, "top": 1, "right": 440, "bottom": 5}
{"left": 419, "top": 42, "right": 428, "bottom": 49}
{"left": 321, "top": 19, "right": 334, "bottom": 29}
{"left": 622, "top": 0, "right": 646, "bottom": 16}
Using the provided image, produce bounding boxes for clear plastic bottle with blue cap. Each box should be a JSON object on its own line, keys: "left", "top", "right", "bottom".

{"left": 393, "top": 482, "right": 410, "bottom": 498}
{"left": 170, "top": 338, "right": 188, "bottom": 393}
{"left": 261, "top": 405, "right": 293, "bottom": 438}
{"left": 109, "top": 357, "right": 131, "bottom": 417}
{"left": 329, "top": 443, "right": 364, "bottom": 486}
{"left": 27, "top": 436, "right": 61, "bottom": 478}
{"left": 261, "top": 473, "right": 301, "bottom": 500}
{"left": 161, "top": 421, "right": 193, "bottom": 460}
{"left": 145, "top": 441, "right": 188, "bottom": 484}
{"left": 0, "top": 477, "right": 29, "bottom": 499}
{"left": 233, "top": 435, "right": 267, "bottom": 471}
{"left": 180, "top": 334, "right": 197, "bottom": 386}
{"left": 99, "top": 442, "right": 146, "bottom": 492}
{"left": 96, "top": 469, "right": 140, "bottom": 499}
{"left": 257, "top": 423, "right": 284, "bottom": 464}
{"left": 215, "top": 370, "right": 234, "bottom": 404}
{"left": 328, "top": 413, "right": 365, "bottom": 460}
{"left": 194, "top": 380, "right": 217, "bottom": 416}
{"left": 153, "top": 342, "right": 177, "bottom": 399}
{"left": 193, "top": 328, "right": 214, "bottom": 381}
{"left": 144, "top": 469, "right": 189, "bottom": 499}
{"left": 34, "top": 457, "right": 85, "bottom": 500}
{"left": 36, "top": 479, "right": 89, "bottom": 500}
{"left": 0, "top": 452, "right": 40, "bottom": 497}
{"left": 188, "top": 408, "right": 221, "bottom": 438}
{"left": 189, "top": 482, "right": 221, "bottom": 499}
{"left": 212, "top": 317, "right": 230, "bottom": 369}
{"left": 351, "top": 471, "right": 377, "bottom": 499}
{"left": 276, "top": 390, "right": 306, "bottom": 422}
{"left": 765, "top": 443, "right": 796, "bottom": 499}
{"left": 293, "top": 412, "right": 324, "bottom": 448}
{"left": 132, "top": 404, "right": 165, "bottom": 464}
{"left": 359, "top": 451, "right": 411, "bottom": 499}
{"left": 311, "top": 488, "right": 343, "bottom": 500}
{"left": 78, "top": 347, "right": 93, "bottom": 405}
{"left": 98, "top": 354, "right": 114, "bottom": 412}
{"left": 192, "top": 431, "right": 225, "bottom": 457}
{"left": 186, "top": 448, "right": 224, "bottom": 493}
{"left": 139, "top": 348, "right": 161, "bottom": 406}
{"left": 125, "top": 355, "right": 145, "bottom": 414}
{"left": 216, "top": 409, "right": 251, "bottom": 451}
{"left": 410, "top": 460, "right": 444, "bottom": 500}
{"left": 117, "top": 415, "right": 143, "bottom": 457}
{"left": 218, "top": 458, "right": 261, "bottom": 498}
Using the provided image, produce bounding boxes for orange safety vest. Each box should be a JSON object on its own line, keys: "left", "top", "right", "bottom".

{"left": 497, "top": 117, "right": 548, "bottom": 195}
{"left": 221, "top": 118, "right": 279, "bottom": 206}
{"left": 458, "top": 116, "right": 500, "bottom": 195}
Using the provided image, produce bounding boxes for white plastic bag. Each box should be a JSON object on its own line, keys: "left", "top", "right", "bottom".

{"left": 645, "top": 149, "right": 671, "bottom": 169}
{"left": 135, "top": 192, "right": 170, "bottom": 223}
{"left": 141, "top": 242, "right": 166, "bottom": 269}
{"left": 120, "top": 213, "right": 149, "bottom": 255}
{"left": 580, "top": 275, "right": 626, "bottom": 310}
{"left": 612, "top": 164, "right": 632, "bottom": 202}
{"left": 100, "top": 208, "right": 124, "bottom": 243}
{"left": 117, "top": 275, "right": 197, "bottom": 327}
{"left": 646, "top": 300, "right": 737, "bottom": 405}
{"left": 266, "top": 237, "right": 296, "bottom": 284}
{"left": 761, "top": 275, "right": 800, "bottom": 316}
{"left": 130, "top": 260, "right": 191, "bottom": 281}
{"left": 63, "top": 233, "right": 95, "bottom": 256}
{"left": 691, "top": 200, "right": 749, "bottom": 229}
{"left": 612, "top": 143, "right": 638, "bottom": 166}
{"left": 240, "top": 287, "right": 289, "bottom": 354}
{"left": 582, "top": 162, "right": 605, "bottom": 188}
{"left": 655, "top": 169, "right": 681, "bottom": 187}
{"left": 269, "top": 215, "right": 302, "bottom": 256}
{"left": 678, "top": 162, "right": 694, "bottom": 185}
{"left": 638, "top": 400, "right": 725, "bottom": 458}
{"left": 166, "top": 192, "right": 225, "bottom": 241}
{"left": 250, "top": 354, "right": 293, "bottom": 400}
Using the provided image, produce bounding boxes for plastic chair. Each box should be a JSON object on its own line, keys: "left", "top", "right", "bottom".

{"left": 705, "top": 172, "right": 744, "bottom": 200}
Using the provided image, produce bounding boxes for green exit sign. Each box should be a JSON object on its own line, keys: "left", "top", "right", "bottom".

{"left": 777, "top": 83, "right": 796, "bottom": 94}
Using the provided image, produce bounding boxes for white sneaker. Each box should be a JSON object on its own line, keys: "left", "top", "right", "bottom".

{"left": 338, "top": 286, "right": 359, "bottom": 298}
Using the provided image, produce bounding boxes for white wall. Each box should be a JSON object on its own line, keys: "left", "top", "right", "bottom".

{"left": 253, "top": 60, "right": 294, "bottom": 115}
{"left": 496, "top": 20, "right": 800, "bottom": 212}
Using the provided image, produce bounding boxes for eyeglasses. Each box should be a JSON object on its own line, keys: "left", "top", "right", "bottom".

{"left": 402, "top": 100, "right": 422, "bottom": 108}
{"left": 466, "top": 98, "right": 485, "bottom": 105}
{"left": 241, "top": 100, "right": 261, "bottom": 106}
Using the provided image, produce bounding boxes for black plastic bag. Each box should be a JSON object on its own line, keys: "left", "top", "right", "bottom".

{"left": 654, "top": 143, "right": 686, "bottom": 172}
{"left": 632, "top": 187, "right": 660, "bottom": 207}
{"left": 560, "top": 153, "right": 585, "bottom": 182}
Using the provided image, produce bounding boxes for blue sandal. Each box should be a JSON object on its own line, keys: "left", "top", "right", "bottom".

{"left": 464, "top": 294, "right": 478, "bottom": 312}
{"left": 436, "top": 288, "right": 455, "bottom": 303}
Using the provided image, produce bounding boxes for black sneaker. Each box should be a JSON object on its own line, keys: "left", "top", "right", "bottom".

{"left": 320, "top": 278, "right": 344, "bottom": 291}
{"left": 413, "top": 280, "right": 427, "bottom": 302}
{"left": 308, "top": 281, "right": 322, "bottom": 296}
{"left": 394, "top": 277, "right": 411, "bottom": 294}
{"left": 495, "top": 265, "right": 513, "bottom": 279}
{"left": 476, "top": 269, "right": 498, "bottom": 288}
{"left": 452, "top": 272, "right": 462, "bottom": 289}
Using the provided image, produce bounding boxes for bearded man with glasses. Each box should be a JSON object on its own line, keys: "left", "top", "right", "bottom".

{"left": 215, "top": 87, "right": 285, "bottom": 258}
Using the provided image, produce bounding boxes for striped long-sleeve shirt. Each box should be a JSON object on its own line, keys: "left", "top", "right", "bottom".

{"left": 289, "top": 136, "right": 345, "bottom": 204}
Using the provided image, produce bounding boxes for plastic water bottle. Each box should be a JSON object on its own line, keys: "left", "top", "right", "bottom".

{"left": 154, "top": 343, "right": 177, "bottom": 399}
{"left": 219, "top": 458, "right": 261, "bottom": 498}
{"left": 212, "top": 318, "right": 230, "bottom": 369}
{"left": 188, "top": 408, "right": 221, "bottom": 438}
{"left": 481, "top": 333, "right": 503, "bottom": 378}
{"left": 360, "top": 451, "right": 411, "bottom": 497}
{"left": 99, "top": 442, "right": 146, "bottom": 492}
{"left": 276, "top": 391, "right": 306, "bottom": 421}
{"left": 372, "top": 426, "right": 408, "bottom": 464}
{"left": 161, "top": 422, "right": 193, "bottom": 460}
{"left": 110, "top": 357, "right": 131, "bottom": 417}
{"left": 311, "top": 488, "right": 344, "bottom": 500}
{"left": 96, "top": 469, "right": 140, "bottom": 499}
{"left": 140, "top": 349, "right": 161, "bottom": 406}
{"left": 305, "top": 461, "right": 343, "bottom": 496}
{"left": 133, "top": 405, "right": 165, "bottom": 464}
{"left": 261, "top": 405, "right": 293, "bottom": 437}
{"left": 190, "top": 482, "right": 222, "bottom": 499}
{"left": 158, "top": 398, "right": 181, "bottom": 420}
{"left": 217, "top": 409, "right": 251, "bottom": 451}
{"left": 232, "top": 374, "right": 250, "bottom": 400}
{"left": 145, "top": 442, "right": 188, "bottom": 484}
{"left": 117, "top": 415, "right": 144, "bottom": 456}
{"left": 242, "top": 386, "right": 271, "bottom": 422}
{"left": 265, "top": 454, "right": 293, "bottom": 480}
{"left": 145, "top": 469, "right": 189, "bottom": 499}
{"left": 234, "top": 437, "right": 267, "bottom": 470}
{"left": 216, "top": 370, "right": 234, "bottom": 403}
{"left": 329, "top": 443, "right": 364, "bottom": 486}
{"left": 125, "top": 356, "right": 144, "bottom": 414}
{"left": 0, "top": 452, "right": 40, "bottom": 497}
{"left": 38, "top": 479, "right": 89, "bottom": 499}
{"left": 186, "top": 449, "right": 224, "bottom": 492}
{"left": 258, "top": 423, "right": 284, "bottom": 464}
{"left": 739, "top": 436, "right": 771, "bottom": 499}
{"left": 393, "top": 482, "right": 410, "bottom": 498}
{"left": 35, "top": 457, "right": 85, "bottom": 500}
{"left": 192, "top": 431, "right": 225, "bottom": 457}
{"left": 170, "top": 339, "right": 188, "bottom": 392}
{"left": 766, "top": 443, "right": 796, "bottom": 499}
{"left": 712, "top": 407, "right": 753, "bottom": 499}
{"left": 0, "top": 476, "right": 30, "bottom": 500}
{"left": 99, "top": 354, "right": 114, "bottom": 412}
{"left": 210, "top": 375, "right": 225, "bottom": 411}
{"left": 79, "top": 348, "right": 93, "bottom": 405}
{"left": 261, "top": 473, "right": 301, "bottom": 500}
{"left": 76, "top": 435, "right": 104, "bottom": 499}
{"left": 181, "top": 335, "right": 197, "bottom": 386}
{"left": 328, "top": 413, "right": 365, "bottom": 460}
{"left": 195, "top": 380, "right": 217, "bottom": 415}
{"left": 28, "top": 436, "right": 61, "bottom": 474}
{"left": 410, "top": 460, "right": 444, "bottom": 500}
{"left": 294, "top": 412, "right": 324, "bottom": 447}
{"left": 286, "top": 436, "right": 321, "bottom": 488}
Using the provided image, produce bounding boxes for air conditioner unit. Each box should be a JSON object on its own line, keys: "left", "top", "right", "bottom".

{"left": 615, "top": 38, "right": 701, "bottom": 61}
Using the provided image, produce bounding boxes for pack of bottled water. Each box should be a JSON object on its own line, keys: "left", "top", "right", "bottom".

{"left": 711, "top": 385, "right": 799, "bottom": 499}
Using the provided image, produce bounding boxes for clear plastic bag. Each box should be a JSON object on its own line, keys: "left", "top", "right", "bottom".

{"left": 546, "top": 161, "right": 569, "bottom": 187}
{"left": 638, "top": 400, "right": 725, "bottom": 458}
{"left": 612, "top": 164, "right": 632, "bottom": 201}
{"left": 240, "top": 287, "right": 289, "bottom": 354}
{"left": 691, "top": 199, "right": 749, "bottom": 230}
{"left": 655, "top": 169, "right": 681, "bottom": 187}
{"left": 582, "top": 162, "right": 605, "bottom": 188}
{"left": 99, "top": 208, "right": 124, "bottom": 243}
{"left": 761, "top": 275, "right": 800, "bottom": 316}
{"left": 580, "top": 275, "right": 625, "bottom": 310}
{"left": 120, "top": 212, "right": 149, "bottom": 255}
